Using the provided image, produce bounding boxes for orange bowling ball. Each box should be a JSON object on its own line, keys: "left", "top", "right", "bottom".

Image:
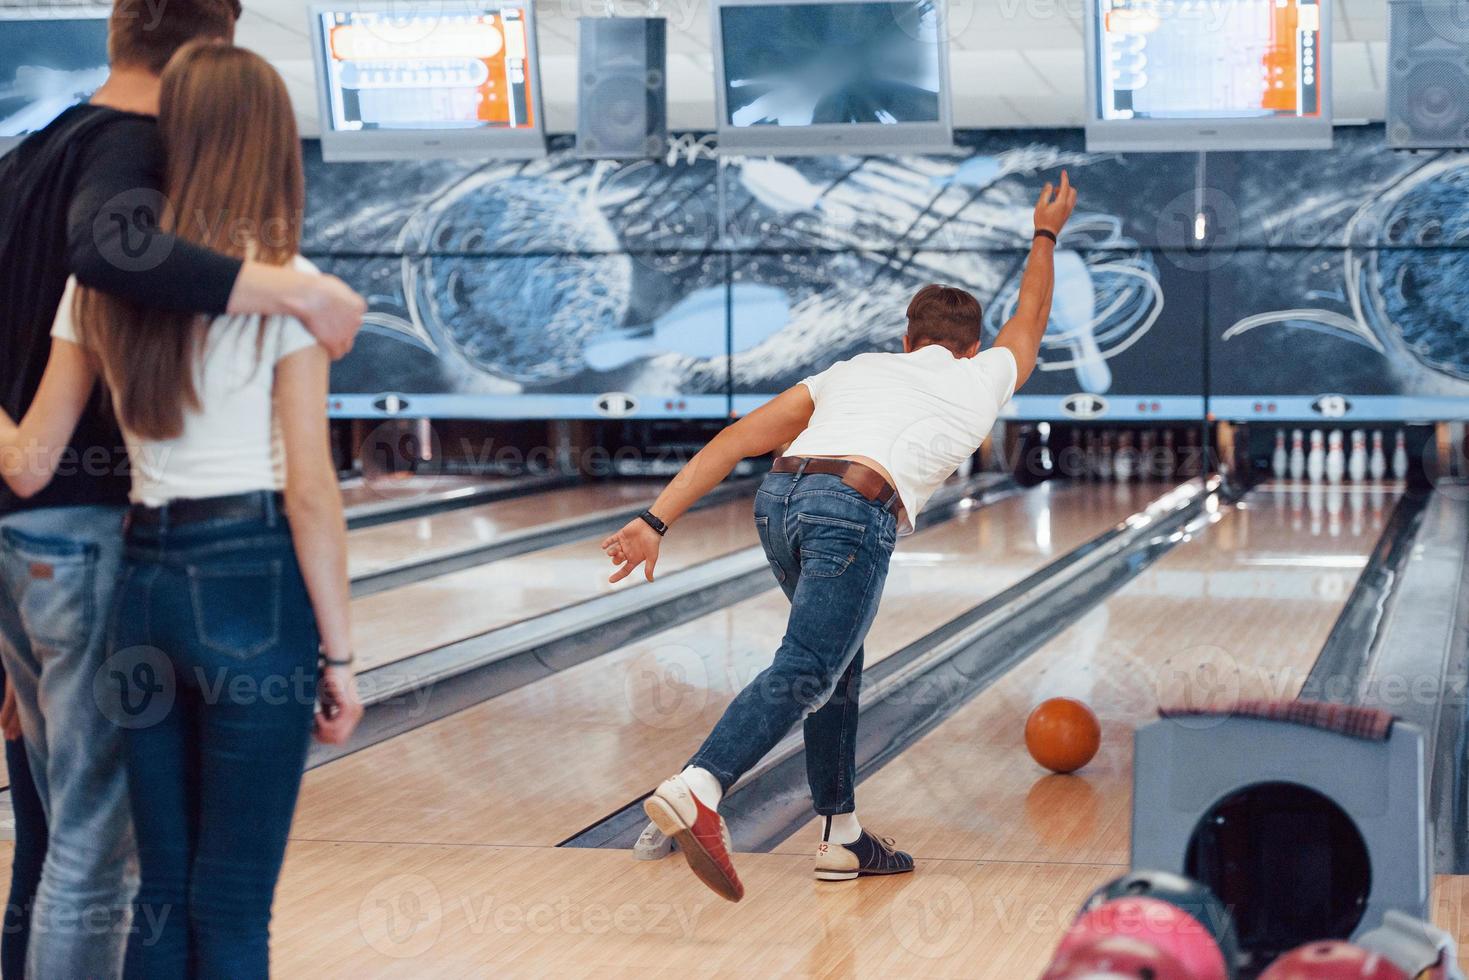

{"left": 1025, "top": 697, "right": 1101, "bottom": 774}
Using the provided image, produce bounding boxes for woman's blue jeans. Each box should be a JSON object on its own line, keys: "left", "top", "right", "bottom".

{"left": 111, "top": 493, "right": 318, "bottom": 979}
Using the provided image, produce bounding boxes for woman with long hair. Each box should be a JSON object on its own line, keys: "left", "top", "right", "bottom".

{"left": 0, "top": 42, "right": 362, "bottom": 977}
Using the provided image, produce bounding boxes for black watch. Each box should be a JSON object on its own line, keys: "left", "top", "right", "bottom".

{"left": 638, "top": 510, "right": 669, "bottom": 536}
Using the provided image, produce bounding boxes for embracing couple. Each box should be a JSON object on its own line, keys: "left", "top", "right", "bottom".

{"left": 0, "top": 1, "right": 366, "bottom": 977}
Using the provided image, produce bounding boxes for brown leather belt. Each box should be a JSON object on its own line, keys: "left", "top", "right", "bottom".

{"left": 770, "top": 456, "right": 903, "bottom": 515}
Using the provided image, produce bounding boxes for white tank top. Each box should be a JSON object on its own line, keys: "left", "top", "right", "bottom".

{"left": 50, "top": 258, "right": 319, "bottom": 508}
{"left": 784, "top": 345, "right": 1017, "bottom": 534}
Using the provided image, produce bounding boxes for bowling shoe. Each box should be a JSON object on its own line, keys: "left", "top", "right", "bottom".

{"left": 633, "top": 820, "right": 676, "bottom": 860}
{"left": 643, "top": 774, "right": 744, "bottom": 902}
{"left": 814, "top": 829, "right": 915, "bottom": 881}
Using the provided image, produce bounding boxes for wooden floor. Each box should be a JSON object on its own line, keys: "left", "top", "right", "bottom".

{"left": 261, "top": 483, "right": 1469, "bottom": 976}
{"left": 348, "top": 495, "right": 759, "bottom": 672}
{"left": 347, "top": 481, "right": 660, "bottom": 579}
{"left": 292, "top": 482, "right": 1157, "bottom": 850}
{"left": 3, "top": 481, "right": 1454, "bottom": 976}
{"left": 339, "top": 473, "right": 517, "bottom": 512}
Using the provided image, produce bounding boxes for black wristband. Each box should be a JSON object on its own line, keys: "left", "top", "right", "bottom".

{"left": 1034, "top": 229, "right": 1058, "bottom": 244}
{"left": 638, "top": 510, "right": 668, "bottom": 536}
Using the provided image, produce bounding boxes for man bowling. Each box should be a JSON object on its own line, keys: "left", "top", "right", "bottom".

{"left": 602, "top": 173, "right": 1078, "bottom": 901}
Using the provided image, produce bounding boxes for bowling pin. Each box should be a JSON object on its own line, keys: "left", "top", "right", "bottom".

{"left": 1160, "top": 429, "right": 1177, "bottom": 480}
{"left": 1114, "top": 431, "right": 1135, "bottom": 482}
{"left": 1347, "top": 429, "right": 1367, "bottom": 482}
{"left": 1289, "top": 428, "right": 1306, "bottom": 480}
{"left": 1306, "top": 430, "right": 1326, "bottom": 483}
{"left": 1098, "top": 431, "right": 1114, "bottom": 481}
{"left": 1369, "top": 430, "right": 1387, "bottom": 480}
{"left": 1326, "top": 430, "right": 1345, "bottom": 484}
{"left": 1272, "top": 429, "right": 1288, "bottom": 481}
{"left": 1392, "top": 430, "right": 1409, "bottom": 480}
{"left": 1326, "top": 487, "right": 1343, "bottom": 537}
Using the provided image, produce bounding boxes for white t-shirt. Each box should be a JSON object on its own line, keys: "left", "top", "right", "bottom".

{"left": 785, "top": 344, "right": 1018, "bottom": 534}
{"left": 51, "top": 259, "right": 320, "bottom": 507}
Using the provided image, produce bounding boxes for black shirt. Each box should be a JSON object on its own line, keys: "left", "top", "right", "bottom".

{"left": 0, "top": 104, "right": 243, "bottom": 514}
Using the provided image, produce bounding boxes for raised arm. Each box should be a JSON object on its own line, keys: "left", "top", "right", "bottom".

{"left": 994, "top": 171, "right": 1078, "bottom": 390}
{"left": 601, "top": 384, "right": 816, "bottom": 583}
{"left": 66, "top": 122, "right": 366, "bottom": 359}
{"left": 0, "top": 340, "right": 98, "bottom": 499}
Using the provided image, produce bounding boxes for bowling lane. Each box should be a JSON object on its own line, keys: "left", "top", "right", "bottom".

{"left": 347, "top": 480, "right": 666, "bottom": 579}
{"left": 772, "top": 483, "right": 1400, "bottom": 866}
{"left": 292, "top": 481, "right": 1161, "bottom": 848}
{"left": 339, "top": 473, "right": 495, "bottom": 509}
{"left": 350, "top": 494, "right": 759, "bottom": 672}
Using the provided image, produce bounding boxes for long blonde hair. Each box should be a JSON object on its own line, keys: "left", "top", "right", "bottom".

{"left": 75, "top": 42, "right": 304, "bottom": 440}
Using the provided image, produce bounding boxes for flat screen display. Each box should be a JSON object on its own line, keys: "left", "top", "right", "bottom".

{"left": 1085, "top": 0, "right": 1331, "bottom": 151}
{"left": 309, "top": 1, "right": 545, "bottom": 160}
{"left": 712, "top": 0, "right": 952, "bottom": 156}
{"left": 0, "top": 10, "right": 109, "bottom": 153}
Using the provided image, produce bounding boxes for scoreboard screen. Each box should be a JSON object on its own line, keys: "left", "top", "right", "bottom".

{"left": 1085, "top": 0, "right": 1331, "bottom": 151}
{"left": 309, "top": 2, "right": 545, "bottom": 161}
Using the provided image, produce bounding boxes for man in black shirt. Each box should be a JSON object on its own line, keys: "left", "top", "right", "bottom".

{"left": 0, "top": 2, "right": 366, "bottom": 975}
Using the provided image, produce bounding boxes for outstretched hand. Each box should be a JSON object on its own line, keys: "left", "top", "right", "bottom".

{"left": 602, "top": 518, "right": 663, "bottom": 583}
{"left": 1034, "top": 169, "right": 1078, "bottom": 238}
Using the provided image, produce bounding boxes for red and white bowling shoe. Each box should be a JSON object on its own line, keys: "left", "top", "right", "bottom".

{"left": 643, "top": 774, "right": 744, "bottom": 902}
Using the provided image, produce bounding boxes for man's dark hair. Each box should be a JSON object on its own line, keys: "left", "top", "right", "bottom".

{"left": 906, "top": 284, "right": 983, "bottom": 355}
{"left": 109, "top": 0, "right": 240, "bottom": 74}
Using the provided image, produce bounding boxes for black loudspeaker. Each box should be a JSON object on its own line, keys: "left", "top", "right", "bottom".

{"left": 1387, "top": 0, "right": 1469, "bottom": 148}
{"left": 577, "top": 17, "right": 666, "bottom": 159}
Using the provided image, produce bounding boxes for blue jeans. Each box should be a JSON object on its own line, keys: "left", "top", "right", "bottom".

{"left": 112, "top": 494, "right": 319, "bottom": 979}
{"left": 690, "top": 470, "right": 897, "bottom": 815}
{"left": 0, "top": 504, "right": 135, "bottom": 980}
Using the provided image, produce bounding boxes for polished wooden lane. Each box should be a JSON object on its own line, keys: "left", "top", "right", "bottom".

{"left": 340, "top": 473, "right": 515, "bottom": 512}
{"left": 264, "top": 844, "right": 1469, "bottom": 976}
{"left": 294, "top": 482, "right": 1160, "bottom": 848}
{"left": 771, "top": 484, "right": 1399, "bottom": 868}
{"left": 347, "top": 481, "right": 662, "bottom": 580}
{"left": 350, "top": 496, "right": 760, "bottom": 672}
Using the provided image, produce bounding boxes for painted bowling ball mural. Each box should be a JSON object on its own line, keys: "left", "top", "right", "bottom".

{"left": 1352, "top": 159, "right": 1469, "bottom": 382}
{"left": 1216, "top": 149, "right": 1469, "bottom": 403}
{"left": 408, "top": 172, "right": 633, "bottom": 384}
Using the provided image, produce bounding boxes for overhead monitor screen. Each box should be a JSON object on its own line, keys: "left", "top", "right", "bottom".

{"left": 0, "top": 11, "right": 109, "bottom": 151}
{"left": 309, "top": 2, "right": 545, "bottom": 160}
{"left": 1086, "top": 0, "right": 1330, "bottom": 151}
{"left": 713, "top": 0, "right": 952, "bottom": 155}
{"left": 316, "top": 5, "right": 536, "bottom": 133}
